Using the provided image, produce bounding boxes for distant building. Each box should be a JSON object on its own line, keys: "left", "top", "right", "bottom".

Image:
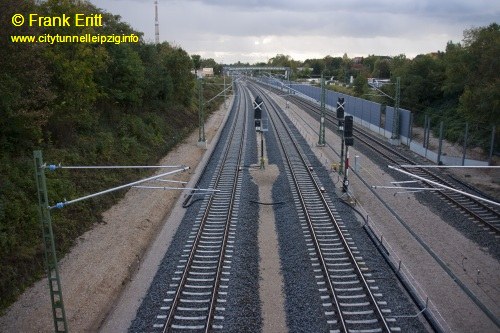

{"left": 191, "top": 67, "right": 214, "bottom": 78}
{"left": 202, "top": 68, "right": 214, "bottom": 77}
{"left": 367, "top": 78, "right": 391, "bottom": 88}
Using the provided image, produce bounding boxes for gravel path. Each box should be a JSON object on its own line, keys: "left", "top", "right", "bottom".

{"left": 251, "top": 137, "right": 287, "bottom": 333}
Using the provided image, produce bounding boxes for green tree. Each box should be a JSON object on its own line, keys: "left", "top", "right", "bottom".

{"left": 268, "top": 54, "right": 292, "bottom": 67}
{"left": 353, "top": 73, "right": 369, "bottom": 96}
{"left": 102, "top": 44, "right": 145, "bottom": 106}
{"left": 0, "top": 0, "right": 54, "bottom": 153}
{"left": 457, "top": 23, "right": 500, "bottom": 127}
{"left": 442, "top": 41, "right": 468, "bottom": 98}
{"left": 39, "top": 0, "right": 108, "bottom": 145}
{"left": 191, "top": 54, "right": 202, "bottom": 76}
{"left": 164, "top": 47, "right": 195, "bottom": 106}
{"left": 390, "top": 53, "right": 445, "bottom": 112}
{"left": 372, "top": 58, "right": 391, "bottom": 78}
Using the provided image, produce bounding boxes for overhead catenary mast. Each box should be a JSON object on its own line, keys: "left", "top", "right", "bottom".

{"left": 154, "top": 0, "right": 159, "bottom": 44}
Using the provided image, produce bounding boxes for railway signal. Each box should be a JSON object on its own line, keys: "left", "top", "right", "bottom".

{"left": 254, "top": 96, "right": 267, "bottom": 168}
{"left": 337, "top": 97, "right": 345, "bottom": 131}
{"left": 253, "top": 95, "right": 263, "bottom": 131}
{"left": 342, "top": 116, "right": 354, "bottom": 192}
{"left": 344, "top": 115, "right": 354, "bottom": 146}
{"left": 318, "top": 74, "right": 326, "bottom": 146}
{"left": 337, "top": 97, "right": 346, "bottom": 174}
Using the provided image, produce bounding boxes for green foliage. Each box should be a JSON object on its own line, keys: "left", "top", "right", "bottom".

{"left": 200, "top": 58, "right": 223, "bottom": 75}
{"left": 102, "top": 44, "right": 145, "bottom": 105}
{"left": 0, "top": 1, "right": 54, "bottom": 155}
{"left": 274, "top": 23, "right": 498, "bottom": 150}
{"left": 0, "top": 0, "right": 221, "bottom": 314}
{"left": 191, "top": 54, "right": 202, "bottom": 72}
{"left": 353, "top": 73, "right": 369, "bottom": 96}
{"left": 391, "top": 53, "right": 445, "bottom": 112}
{"left": 456, "top": 23, "right": 500, "bottom": 127}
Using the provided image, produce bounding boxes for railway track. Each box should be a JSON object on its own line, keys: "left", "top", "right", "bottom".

{"left": 265, "top": 83, "right": 500, "bottom": 234}
{"left": 153, "top": 84, "right": 248, "bottom": 332}
{"left": 252, "top": 83, "right": 398, "bottom": 333}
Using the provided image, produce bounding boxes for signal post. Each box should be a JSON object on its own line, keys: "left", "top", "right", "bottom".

{"left": 342, "top": 116, "right": 354, "bottom": 192}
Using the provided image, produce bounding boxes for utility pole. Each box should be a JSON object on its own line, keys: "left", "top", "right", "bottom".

{"left": 154, "top": 0, "right": 159, "bottom": 44}
{"left": 318, "top": 73, "right": 326, "bottom": 146}
{"left": 223, "top": 71, "right": 227, "bottom": 109}
{"left": 391, "top": 77, "right": 401, "bottom": 141}
{"left": 337, "top": 97, "right": 345, "bottom": 174}
{"left": 34, "top": 151, "right": 68, "bottom": 333}
{"left": 198, "top": 78, "right": 206, "bottom": 145}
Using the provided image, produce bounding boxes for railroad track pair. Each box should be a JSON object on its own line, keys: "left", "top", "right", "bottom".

{"left": 253, "top": 84, "right": 397, "bottom": 333}
{"left": 156, "top": 81, "right": 402, "bottom": 332}
{"left": 153, "top": 84, "right": 248, "bottom": 332}
{"left": 276, "top": 87, "right": 500, "bottom": 234}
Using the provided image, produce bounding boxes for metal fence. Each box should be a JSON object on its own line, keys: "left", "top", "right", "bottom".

{"left": 258, "top": 77, "right": 495, "bottom": 166}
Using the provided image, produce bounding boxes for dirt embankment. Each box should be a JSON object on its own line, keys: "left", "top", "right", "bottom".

{"left": 0, "top": 100, "right": 232, "bottom": 333}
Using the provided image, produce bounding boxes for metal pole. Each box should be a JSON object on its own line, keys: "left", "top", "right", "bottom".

{"left": 339, "top": 131, "right": 345, "bottom": 175}
{"left": 223, "top": 73, "right": 227, "bottom": 109}
{"left": 423, "top": 115, "right": 427, "bottom": 148}
{"left": 33, "top": 151, "right": 68, "bottom": 333}
{"left": 437, "top": 121, "right": 444, "bottom": 165}
{"left": 198, "top": 78, "right": 205, "bottom": 143}
{"left": 424, "top": 115, "right": 428, "bottom": 157}
{"left": 261, "top": 131, "right": 264, "bottom": 163}
{"left": 342, "top": 146, "right": 349, "bottom": 192}
{"left": 426, "top": 117, "right": 431, "bottom": 149}
{"left": 462, "top": 122, "right": 468, "bottom": 166}
{"left": 318, "top": 73, "right": 326, "bottom": 146}
{"left": 409, "top": 112, "right": 414, "bottom": 144}
{"left": 389, "top": 165, "right": 500, "bottom": 207}
{"left": 391, "top": 77, "right": 401, "bottom": 140}
{"left": 50, "top": 168, "right": 187, "bottom": 209}
{"left": 287, "top": 70, "right": 291, "bottom": 108}
{"left": 489, "top": 126, "right": 496, "bottom": 166}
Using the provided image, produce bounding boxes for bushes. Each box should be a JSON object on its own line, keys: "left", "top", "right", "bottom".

{"left": 0, "top": 0, "right": 226, "bottom": 314}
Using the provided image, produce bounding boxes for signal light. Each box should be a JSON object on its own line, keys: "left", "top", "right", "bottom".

{"left": 336, "top": 97, "right": 345, "bottom": 119}
{"left": 344, "top": 116, "right": 353, "bottom": 146}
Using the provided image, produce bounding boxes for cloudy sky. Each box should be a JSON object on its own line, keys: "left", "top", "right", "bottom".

{"left": 90, "top": 0, "right": 499, "bottom": 64}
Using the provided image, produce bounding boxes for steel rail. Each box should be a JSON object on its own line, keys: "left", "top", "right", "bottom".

{"left": 162, "top": 83, "right": 248, "bottom": 332}
{"left": 203, "top": 85, "right": 247, "bottom": 333}
{"left": 183, "top": 83, "right": 240, "bottom": 208}
{"left": 254, "top": 84, "right": 391, "bottom": 333}
{"left": 277, "top": 87, "right": 500, "bottom": 233}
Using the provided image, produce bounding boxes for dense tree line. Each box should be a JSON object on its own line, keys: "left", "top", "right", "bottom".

{"left": 0, "top": 0, "right": 225, "bottom": 312}
{"left": 267, "top": 24, "right": 499, "bottom": 151}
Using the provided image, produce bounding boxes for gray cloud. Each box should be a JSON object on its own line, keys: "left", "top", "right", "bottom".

{"left": 90, "top": 0, "right": 499, "bottom": 63}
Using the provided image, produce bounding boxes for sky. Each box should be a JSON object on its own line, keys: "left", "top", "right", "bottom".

{"left": 89, "top": 0, "right": 499, "bottom": 64}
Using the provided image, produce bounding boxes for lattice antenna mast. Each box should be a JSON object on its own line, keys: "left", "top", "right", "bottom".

{"left": 154, "top": 0, "right": 160, "bottom": 44}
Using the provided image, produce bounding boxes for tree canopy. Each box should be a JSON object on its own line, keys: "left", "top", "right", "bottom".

{"left": 271, "top": 23, "right": 499, "bottom": 149}
{"left": 0, "top": 0, "right": 209, "bottom": 313}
